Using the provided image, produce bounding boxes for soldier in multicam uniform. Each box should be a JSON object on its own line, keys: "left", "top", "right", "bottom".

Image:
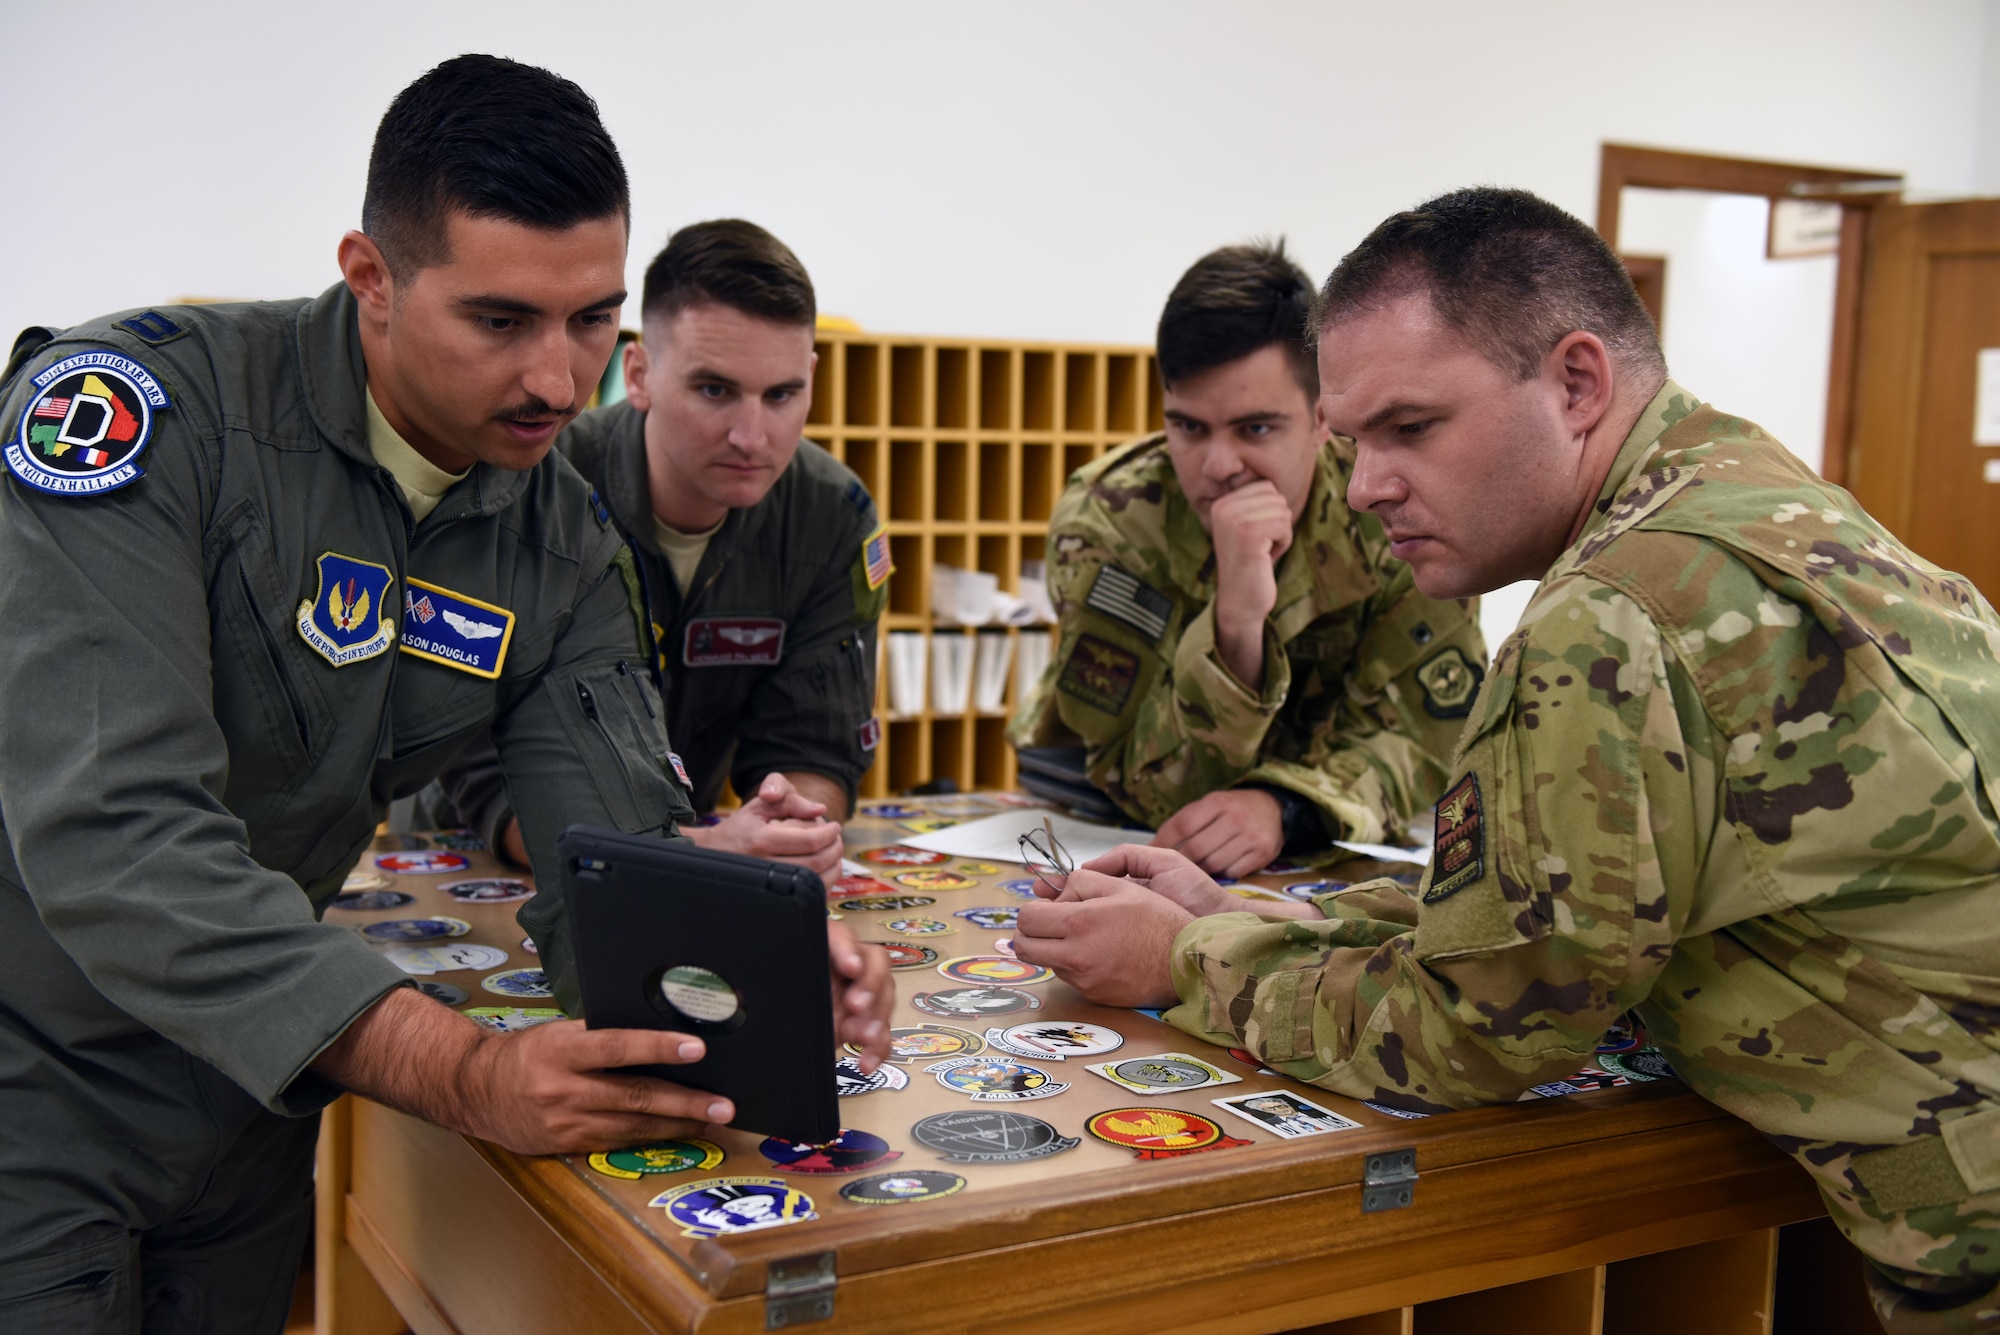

{"left": 1009, "top": 242, "right": 1485, "bottom": 877}
{"left": 1014, "top": 188, "right": 2000, "bottom": 1332}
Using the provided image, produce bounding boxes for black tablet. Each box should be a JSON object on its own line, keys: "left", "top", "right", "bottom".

{"left": 557, "top": 825, "right": 840, "bottom": 1145}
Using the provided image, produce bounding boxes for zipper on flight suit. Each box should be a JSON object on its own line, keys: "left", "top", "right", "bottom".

{"left": 239, "top": 567, "right": 314, "bottom": 752}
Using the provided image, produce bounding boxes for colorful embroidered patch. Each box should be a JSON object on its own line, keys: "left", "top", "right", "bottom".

{"left": 1415, "top": 645, "right": 1483, "bottom": 718}
{"left": 759, "top": 1128, "right": 900, "bottom": 1174}
{"left": 1088, "top": 1108, "right": 1250, "bottom": 1160}
{"left": 862, "top": 522, "right": 893, "bottom": 590}
{"left": 1424, "top": 772, "right": 1485, "bottom": 903}
{"left": 650, "top": 1177, "right": 815, "bottom": 1238}
{"left": 668, "top": 752, "right": 692, "bottom": 787}
{"left": 1056, "top": 633, "right": 1139, "bottom": 716}
{"left": 839, "top": 1170, "right": 965, "bottom": 1205}
{"left": 684, "top": 616, "right": 785, "bottom": 666}
{"left": 400, "top": 578, "right": 514, "bottom": 678}
{"left": 588, "top": 1138, "right": 725, "bottom": 1179}
{"left": 296, "top": 552, "right": 397, "bottom": 667}
{"left": 7, "top": 350, "right": 168, "bottom": 496}
{"left": 858, "top": 716, "right": 881, "bottom": 752}
{"left": 1084, "top": 565, "right": 1172, "bottom": 642}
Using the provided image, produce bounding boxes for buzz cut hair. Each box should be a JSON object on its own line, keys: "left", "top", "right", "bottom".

{"left": 641, "top": 220, "right": 816, "bottom": 330}
{"left": 361, "top": 54, "right": 630, "bottom": 277}
{"left": 1311, "top": 186, "right": 1664, "bottom": 382}
{"left": 1156, "top": 239, "right": 1318, "bottom": 398}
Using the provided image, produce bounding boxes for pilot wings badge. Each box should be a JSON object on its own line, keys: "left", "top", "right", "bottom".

{"left": 684, "top": 617, "right": 786, "bottom": 667}
{"left": 296, "top": 552, "right": 397, "bottom": 667}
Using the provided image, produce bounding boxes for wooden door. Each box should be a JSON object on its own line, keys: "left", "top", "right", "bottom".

{"left": 1846, "top": 198, "right": 2000, "bottom": 599}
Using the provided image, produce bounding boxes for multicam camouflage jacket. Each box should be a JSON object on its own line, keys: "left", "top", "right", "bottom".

{"left": 1165, "top": 382, "right": 2000, "bottom": 1303}
{"left": 1008, "top": 433, "right": 1485, "bottom": 842}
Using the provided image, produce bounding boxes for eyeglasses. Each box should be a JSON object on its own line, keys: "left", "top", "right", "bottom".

{"left": 1018, "top": 816, "right": 1073, "bottom": 895}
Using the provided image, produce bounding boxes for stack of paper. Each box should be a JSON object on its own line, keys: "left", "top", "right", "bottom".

{"left": 1015, "top": 629, "right": 1052, "bottom": 702}
{"left": 973, "top": 632, "right": 1014, "bottom": 713}
{"left": 1017, "top": 560, "right": 1056, "bottom": 624}
{"left": 931, "top": 634, "right": 973, "bottom": 713}
{"left": 886, "top": 633, "right": 927, "bottom": 716}
{"left": 931, "top": 564, "right": 1037, "bottom": 627}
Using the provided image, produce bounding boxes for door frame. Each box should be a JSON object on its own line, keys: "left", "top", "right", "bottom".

{"left": 1594, "top": 143, "right": 1903, "bottom": 486}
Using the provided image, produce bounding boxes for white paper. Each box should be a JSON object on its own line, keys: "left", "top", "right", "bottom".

{"left": 973, "top": 633, "right": 1014, "bottom": 712}
{"left": 1331, "top": 839, "right": 1432, "bottom": 866}
{"left": 930, "top": 634, "right": 973, "bottom": 713}
{"left": 900, "top": 807, "right": 1150, "bottom": 866}
{"left": 886, "top": 633, "right": 927, "bottom": 716}
{"left": 1976, "top": 348, "right": 2000, "bottom": 446}
{"left": 1015, "top": 629, "right": 1052, "bottom": 703}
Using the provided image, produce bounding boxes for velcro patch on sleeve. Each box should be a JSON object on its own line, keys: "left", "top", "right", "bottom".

{"left": 1056, "top": 633, "right": 1140, "bottom": 716}
{"left": 1423, "top": 773, "right": 1485, "bottom": 903}
{"left": 1416, "top": 645, "right": 1484, "bottom": 718}
{"left": 7, "top": 350, "right": 169, "bottom": 497}
{"left": 862, "top": 523, "right": 893, "bottom": 591}
{"left": 1084, "top": 565, "right": 1172, "bottom": 643}
{"left": 684, "top": 617, "right": 786, "bottom": 666}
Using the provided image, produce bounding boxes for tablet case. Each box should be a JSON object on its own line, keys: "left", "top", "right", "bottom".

{"left": 558, "top": 825, "right": 840, "bottom": 1145}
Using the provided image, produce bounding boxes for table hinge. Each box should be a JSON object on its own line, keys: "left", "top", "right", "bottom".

{"left": 1361, "top": 1149, "right": 1418, "bottom": 1213}
{"left": 765, "top": 1251, "right": 837, "bottom": 1328}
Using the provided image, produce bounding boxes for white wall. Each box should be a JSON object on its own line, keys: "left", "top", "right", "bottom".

{"left": 3, "top": 0, "right": 1991, "bottom": 655}
{"left": 0, "top": 0, "right": 1989, "bottom": 346}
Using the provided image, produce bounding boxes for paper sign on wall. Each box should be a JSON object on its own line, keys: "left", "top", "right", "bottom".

{"left": 1768, "top": 199, "right": 1841, "bottom": 259}
{"left": 1976, "top": 349, "right": 2000, "bottom": 447}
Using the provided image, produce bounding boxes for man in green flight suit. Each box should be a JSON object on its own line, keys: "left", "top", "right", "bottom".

{"left": 436, "top": 220, "right": 887, "bottom": 878}
{"left": 1013, "top": 188, "right": 2000, "bottom": 1333}
{"left": 0, "top": 57, "right": 890, "bottom": 1331}
{"left": 1010, "top": 242, "right": 1486, "bottom": 877}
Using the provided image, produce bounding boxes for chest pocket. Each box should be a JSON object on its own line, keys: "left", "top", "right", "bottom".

{"left": 206, "top": 508, "right": 333, "bottom": 777}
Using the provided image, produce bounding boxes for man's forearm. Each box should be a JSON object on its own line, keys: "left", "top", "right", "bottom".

{"left": 783, "top": 770, "right": 851, "bottom": 821}
{"left": 312, "top": 985, "right": 493, "bottom": 1134}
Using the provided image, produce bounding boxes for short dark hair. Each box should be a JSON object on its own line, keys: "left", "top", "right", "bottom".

{"left": 1312, "top": 187, "right": 1664, "bottom": 381}
{"left": 1157, "top": 240, "right": 1317, "bottom": 397}
{"left": 641, "top": 220, "right": 816, "bottom": 329}
{"left": 362, "top": 54, "right": 630, "bottom": 276}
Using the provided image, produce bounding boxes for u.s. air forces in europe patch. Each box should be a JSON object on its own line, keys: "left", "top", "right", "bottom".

{"left": 1423, "top": 772, "right": 1484, "bottom": 903}
{"left": 297, "top": 552, "right": 398, "bottom": 667}
{"left": 1057, "top": 633, "right": 1139, "bottom": 715}
{"left": 1415, "top": 645, "right": 1483, "bottom": 718}
{"left": 7, "top": 350, "right": 169, "bottom": 496}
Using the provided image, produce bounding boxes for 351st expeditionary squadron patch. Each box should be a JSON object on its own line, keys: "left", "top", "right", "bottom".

{"left": 1423, "top": 772, "right": 1484, "bottom": 903}
{"left": 7, "top": 350, "right": 169, "bottom": 496}
{"left": 297, "top": 552, "right": 398, "bottom": 667}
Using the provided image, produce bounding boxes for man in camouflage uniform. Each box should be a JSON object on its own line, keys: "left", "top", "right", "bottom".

{"left": 1010, "top": 242, "right": 1484, "bottom": 877}
{"left": 1014, "top": 189, "right": 2000, "bottom": 1332}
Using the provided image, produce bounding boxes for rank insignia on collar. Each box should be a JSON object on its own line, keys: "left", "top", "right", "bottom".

{"left": 7, "top": 350, "right": 169, "bottom": 496}
{"left": 1423, "top": 772, "right": 1485, "bottom": 903}
{"left": 296, "top": 552, "right": 397, "bottom": 667}
{"left": 685, "top": 617, "right": 785, "bottom": 667}
{"left": 400, "top": 577, "right": 515, "bottom": 678}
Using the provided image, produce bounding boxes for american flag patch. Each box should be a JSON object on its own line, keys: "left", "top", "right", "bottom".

{"left": 32, "top": 397, "right": 69, "bottom": 419}
{"left": 862, "top": 523, "right": 892, "bottom": 590}
{"left": 1085, "top": 565, "right": 1173, "bottom": 643}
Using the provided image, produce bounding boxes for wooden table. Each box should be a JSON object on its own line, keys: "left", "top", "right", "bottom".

{"left": 317, "top": 797, "right": 1876, "bottom": 1335}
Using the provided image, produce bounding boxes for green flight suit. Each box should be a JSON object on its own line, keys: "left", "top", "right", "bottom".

{"left": 435, "top": 399, "right": 886, "bottom": 835}
{"left": 0, "top": 287, "right": 686, "bottom": 1326}
{"left": 1166, "top": 384, "right": 2000, "bottom": 1331}
{"left": 1010, "top": 432, "right": 1486, "bottom": 844}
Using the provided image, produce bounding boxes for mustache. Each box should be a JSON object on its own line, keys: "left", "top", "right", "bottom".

{"left": 494, "top": 396, "right": 575, "bottom": 423}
